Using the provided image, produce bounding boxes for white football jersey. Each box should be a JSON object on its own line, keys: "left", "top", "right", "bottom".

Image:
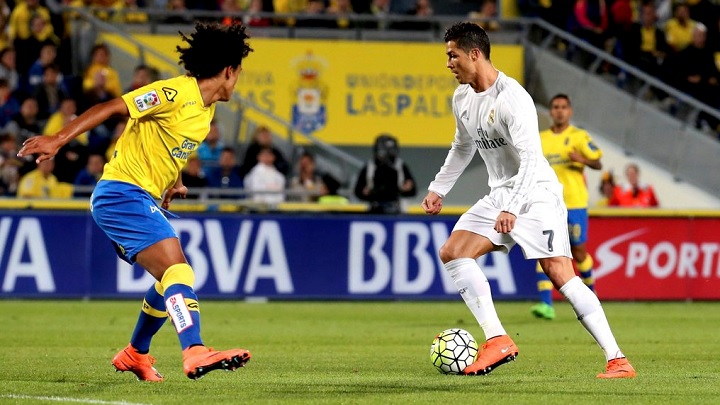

{"left": 428, "top": 71, "right": 560, "bottom": 215}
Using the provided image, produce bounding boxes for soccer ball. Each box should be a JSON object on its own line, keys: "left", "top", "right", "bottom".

{"left": 430, "top": 328, "right": 479, "bottom": 374}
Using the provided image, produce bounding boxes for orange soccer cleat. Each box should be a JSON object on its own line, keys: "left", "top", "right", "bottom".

{"left": 463, "top": 335, "right": 519, "bottom": 376}
{"left": 597, "top": 357, "right": 637, "bottom": 379}
{"left": 182, "top": 345, "right": 251, "bottom": 380}
{"left": 112, "top": 344, "right": 164, "bottom": 382}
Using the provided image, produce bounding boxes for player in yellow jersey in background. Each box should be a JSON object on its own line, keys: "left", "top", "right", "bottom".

{"left": 18, "top": 22, "right": 254, "bottom": 381}
{"left": 531, "top": 94, "right": 603, "bottom": 320}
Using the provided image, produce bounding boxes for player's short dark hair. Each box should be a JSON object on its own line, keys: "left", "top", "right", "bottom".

{"left": 177, "top": 21, "right": 253, "bottom": 79}
{"left": 550, "top": 93, "right": 572, "bottom": 106}
{"left": 444, "top": 22, "right": 491, "bottom": 61}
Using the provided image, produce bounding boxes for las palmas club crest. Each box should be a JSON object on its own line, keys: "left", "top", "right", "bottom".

{"left": 291, "top": 51, "right": 328, "bottom": 134}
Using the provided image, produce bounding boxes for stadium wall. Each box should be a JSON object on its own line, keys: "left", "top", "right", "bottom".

{"left": 0, "top": 209, "right": 717, "bottom": 301}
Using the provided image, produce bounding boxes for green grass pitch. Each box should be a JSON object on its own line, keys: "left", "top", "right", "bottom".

{"left": 1, "top": 300, "right": 719, "bottom": 404}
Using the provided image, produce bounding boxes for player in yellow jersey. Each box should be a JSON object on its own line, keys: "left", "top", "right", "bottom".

{"left": 18, "top": 22, "right": 254, "bottom": 381}
{"left": 531, "top": 94, "right": 603, "bottom": 320}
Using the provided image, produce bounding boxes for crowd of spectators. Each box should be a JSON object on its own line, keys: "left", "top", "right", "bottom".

{"left": 0, "top": 0, "right": 712, "bottom": 205}
{"left": 522, "top": 0, "right": 720, "bottom": 136}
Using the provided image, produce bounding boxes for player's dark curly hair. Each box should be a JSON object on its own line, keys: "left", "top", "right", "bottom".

{"left": 177, "top": 21, "right": 253, "bottom": 79}
{"left": 444, "top": 22, "right": 491, "bottom": 61}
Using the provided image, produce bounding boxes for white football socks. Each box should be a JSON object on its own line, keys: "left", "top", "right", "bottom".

{"left": 559, "top": 276, "right": 624, "bottom": 361}
{"left": 445, "top": 258, "right": 507, "bottom": 341}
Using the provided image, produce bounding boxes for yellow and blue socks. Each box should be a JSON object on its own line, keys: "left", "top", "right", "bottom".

{"left": 161, "top": 263, "right": 203, "bottom": 350}
{"left": 577, "top": 255, "right": 595, "bottom": 292}
{"left": 129, "top": 282, "right": 168, "bottom": 353}
{"left": 535, "top": 262, "right": 554, "bottom": 306}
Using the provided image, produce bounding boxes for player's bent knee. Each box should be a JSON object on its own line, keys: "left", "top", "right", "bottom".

{"left": 439, "top": 243, "right": 462, "bottom": 264}
{"left": 160, "top": 263, "right": 195, "bottom": 290}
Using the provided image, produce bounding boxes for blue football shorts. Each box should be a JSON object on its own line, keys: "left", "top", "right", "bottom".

{"left": 566, "top": 208, "right": 589, "bottom": 246}
{"left": 91, "top": 180, "right": 178, "bottom": 264}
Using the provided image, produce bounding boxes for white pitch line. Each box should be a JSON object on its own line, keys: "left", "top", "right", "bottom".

{"left": 0, "top": 394, "right": 153, "bottom": 405}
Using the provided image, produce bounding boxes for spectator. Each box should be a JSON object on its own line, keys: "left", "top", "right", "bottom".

{"left": 239, "top": 125, "right": 289, "bottom": 177}
{"left": 394, "top": 0, "right": 435, "bottom": 31}
{"left": 73, "top": 153, "right": 105, "bottom": 196}
{"left": 0, "top": 133, "right": 21, "bottom": 195}
{"left": 469, "top": 0, "right": 501, "bottom": 32}
{"left": 367, "top": 0, "right": 391, "bottom": 29}
{"left": 0, "top": 47, "right": 19, "bottom": 93}
{"left": 17, "top": 158, "right": 73, "bottom": 198}
{"left": 295, "top": 0, "right": 332, "bottom": 28}
{"left": 623, "top": 4, "right": 669, "bottom": 81}
{"left": 82, "top": 43, "right": 122, "bottom": 99}
{"left": 671, "top": 24, "right": 720, "bottom": 130}
{"left": 354, "top": 134, "right": 416, "bottom": 214}
{"left": 244, "top": 146, "right": 286, "bottom": 204}
{"left": 0, "top": 78, "right": 20, "bottom": 128}
{"left": 220, "top": 0, "right": 243, "bottom": 26}
{"left": 0, "top": 4, "right": 10, "bottom": 53}
{"left": 7, "top": 0, "right": 54, "bottom": 44}
{"left": 44, "top": 98, "right": 88, "bottom": 145}
{"left": 205, "top": 146, "right": 244, "bottom": 198}
{"left": 573, "top": 0, "right": 609, "bottom": 49}
{"left": 163, "top": 0, "right": 194, "bottom": 24}
{"left": 43, "top": 98, "right": 88, "bottom": 185}
{"left": 196, "top": 119, "right": 225, "bottom": 169}
{"left": 595, "top": 170, "right": 616, "bottom": 207}
{"left": 242, "top": 0, "right": 273, "bottom": 27}
{"left": 326, "top": 0, "right": 356, "bottom": 29}
{"left": 27, "top": 43, "right": 59, "bottom": 90}
{"left": 5, "top": 96, "right": 42, "bottom": 148}
{"left": 288, "top": 150, "right": 323, "bottom": 202}
{"left": 14, "top": 14, "right": 61, "bottom": 77}
{"left": 125, "top": 64, "right": 159, "bottom": 92}
{"left": 112, "top": 0, "right": 150, "bottom": 24}
{"left": 611, "top": 163, "right": 660, "bottom": 207}
{"left": 102, "top": 119, "right": 127, "bottom": 164}
{"left": 317, "top": 173, "right": 348, "bottom": 205}
{"left": 181, "top": 153, "right": 209, "bottom": 198}
{"left": 33, "top": 64, "right": 70, "bottom": 121}
{"left": 665, "top": 2, "right": 699, "bottom": 53}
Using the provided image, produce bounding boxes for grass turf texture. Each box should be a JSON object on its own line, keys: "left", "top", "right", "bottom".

{"left": 1, "top": 300, "right": 719, "bottom": 405}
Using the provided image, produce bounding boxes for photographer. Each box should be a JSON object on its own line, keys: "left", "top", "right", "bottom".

{"left": 354, "top": 134, "right": 417, "bottom": 214}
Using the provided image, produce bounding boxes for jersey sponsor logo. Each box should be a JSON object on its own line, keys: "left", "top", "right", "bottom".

{"left": 134, "top": 90, "right": 161, "bottom": 112}
{"left": 162, "top": 87, "right": 177, "bottom": 102}
{"left": 475, "top": 127, "right": 508, "bottom": 150}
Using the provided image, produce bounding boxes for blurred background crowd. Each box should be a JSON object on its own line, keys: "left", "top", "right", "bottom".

{"left": 0, "top": 0, "right": 716, "bottom": 208}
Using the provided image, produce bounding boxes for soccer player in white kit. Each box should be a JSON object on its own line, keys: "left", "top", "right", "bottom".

{"left": 422, "top": 22, "right": 636, "bottom": 378}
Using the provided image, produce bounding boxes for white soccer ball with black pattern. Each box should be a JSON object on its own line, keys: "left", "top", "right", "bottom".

{"left": 430, "top": 328, "right": 479, "bottom": 374}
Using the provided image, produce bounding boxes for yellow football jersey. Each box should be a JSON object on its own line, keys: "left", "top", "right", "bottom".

{"left": 102, "top": 75, "right": 216, "bottom": 199}
{"left": 540, "top": 125, "right": 602, "bottom": 209}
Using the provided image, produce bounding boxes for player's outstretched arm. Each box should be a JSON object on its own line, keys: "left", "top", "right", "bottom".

{"left": 422, "top": 191, "right": 443, "bottom": 215}
{"left": 18, "top": 98, "right": 129, "bottom": 163}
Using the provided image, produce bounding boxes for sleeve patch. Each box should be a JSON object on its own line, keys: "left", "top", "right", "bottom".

{"left": 133, "top": 90, "right": 161, "bottom": 112}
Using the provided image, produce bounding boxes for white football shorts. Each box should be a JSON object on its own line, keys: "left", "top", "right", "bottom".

{"left": 453, "top": 184, "right": 572, "bottom": 259}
